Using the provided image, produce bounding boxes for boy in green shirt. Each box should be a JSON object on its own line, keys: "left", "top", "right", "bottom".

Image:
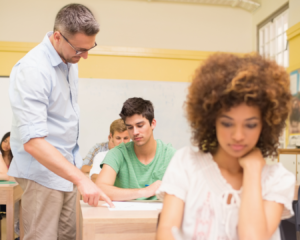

{"left": 96, "top": 97, "right": 176, "bottom": 200}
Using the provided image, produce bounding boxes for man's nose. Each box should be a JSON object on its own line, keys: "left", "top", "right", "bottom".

{"left": 80, "top": 51, "right": 88, "bottom": 59}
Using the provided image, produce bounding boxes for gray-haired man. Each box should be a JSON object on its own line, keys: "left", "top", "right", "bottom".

{"left": 9, "top": 4, "right": 113, "bottom": 240}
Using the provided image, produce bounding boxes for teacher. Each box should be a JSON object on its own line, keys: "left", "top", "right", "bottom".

{"left": 9, "top": 4, "right": 113, "bottom": 240}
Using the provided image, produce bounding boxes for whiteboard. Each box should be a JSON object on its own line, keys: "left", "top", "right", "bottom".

{"left": 0, "top": 77, "right": 192, "bottom": 157}
{"left": 78, "top": 78, "right": 191, "bottom": 156}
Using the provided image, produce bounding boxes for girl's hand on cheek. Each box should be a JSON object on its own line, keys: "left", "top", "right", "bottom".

{"left": 239, "top": 148, "right": 265, "bottom": 171}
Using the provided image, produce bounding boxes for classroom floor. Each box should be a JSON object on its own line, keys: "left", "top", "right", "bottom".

{"left": 1, "top": 215, "right": 18, "bottom": 240}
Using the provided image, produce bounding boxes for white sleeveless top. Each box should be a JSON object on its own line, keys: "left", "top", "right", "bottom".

{"left": 156, "top": 147, "right": 295, "bottom": 240}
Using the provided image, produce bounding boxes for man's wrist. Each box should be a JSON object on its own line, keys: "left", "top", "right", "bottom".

{"left": 71, "top": 169, "right": 86, "bottom": 186}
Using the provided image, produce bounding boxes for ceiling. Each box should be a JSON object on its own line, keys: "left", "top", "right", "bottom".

{"left": 146, "top": 0, "right": 261, "bottom": 12}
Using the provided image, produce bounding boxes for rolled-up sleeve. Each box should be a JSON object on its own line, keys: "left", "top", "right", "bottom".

{"left": 10, "top": 66, "right": 50, "bottom": 144}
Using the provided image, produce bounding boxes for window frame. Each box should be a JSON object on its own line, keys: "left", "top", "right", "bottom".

{"left": 257, "top": 3, "right": 289, "bottom": 67}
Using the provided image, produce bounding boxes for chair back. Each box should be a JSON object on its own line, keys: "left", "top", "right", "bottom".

{"left": 293, "top": 185, "right": 300, "bottom": 240}
{"left": 280, "top": 185, "right": 300, "bottom": 240}
{"left": 294, "top": 185, "right": 300, "bottom": 232}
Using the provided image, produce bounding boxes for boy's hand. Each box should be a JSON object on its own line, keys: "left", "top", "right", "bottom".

{"left": 144, "top": 180, "right": 162, "bottom": 198}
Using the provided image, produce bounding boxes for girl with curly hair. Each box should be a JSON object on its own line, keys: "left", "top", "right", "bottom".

{"left": 156, "top": 53, "right": 295, "bottom": 240}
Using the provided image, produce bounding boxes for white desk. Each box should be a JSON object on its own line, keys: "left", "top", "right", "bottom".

{"left": 0, "top": 182, "right": 23, "bottom": 240}
{"left": 80, "top": 200, "right": 161, "bottom": 240}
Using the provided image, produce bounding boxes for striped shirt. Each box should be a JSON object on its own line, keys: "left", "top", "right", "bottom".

{"left": 82, "top": 142, "right": 109, "bottom": 166}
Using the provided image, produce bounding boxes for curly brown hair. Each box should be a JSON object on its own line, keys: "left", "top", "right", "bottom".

{"left": 186, "top": 53, "right": 292, "bottom": 157}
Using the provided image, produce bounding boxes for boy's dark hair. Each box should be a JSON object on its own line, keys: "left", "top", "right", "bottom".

{"left": 119, "top": 98, "right": 154, "bottom": 124}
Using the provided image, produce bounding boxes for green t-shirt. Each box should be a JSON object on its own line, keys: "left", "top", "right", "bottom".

{"left": 100, "top": 139, "right": 176, "bottom": 200}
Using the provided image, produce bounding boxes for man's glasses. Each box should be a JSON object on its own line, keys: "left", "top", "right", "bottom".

{"left": 60, "top": 32, "right": 97, "bottom": 55}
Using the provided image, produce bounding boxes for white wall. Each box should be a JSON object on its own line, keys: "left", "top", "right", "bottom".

{"left": 78, "top": 78, "right": 191, "bottom": 155}
{"left": 0, "top": 77, "right": 191, "bottom": 157}
{"left": 252, "top": 0, "right": 288, "bottom": 51}
{"left": 0, "top": 78, "right": 12, "bottom": 141}
{"left": 0, "top": 0, "right": 253, "bottom": 53}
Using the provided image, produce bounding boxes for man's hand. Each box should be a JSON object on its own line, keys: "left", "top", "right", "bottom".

{"left": 143, "top": 180, "right": 162, "bottom": 198}
{"left": 239, "top": 148, "right": 265, "bottom": 171}
{"left": 77, "top": 177, "right": 114, "bottom": 207}
{"left": 23, "top": 138, "right": 114, "bottom": 207}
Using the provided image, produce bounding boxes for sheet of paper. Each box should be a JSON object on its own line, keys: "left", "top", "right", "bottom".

{"left": 102, "top": 201, "right": 163, "bottom": 211}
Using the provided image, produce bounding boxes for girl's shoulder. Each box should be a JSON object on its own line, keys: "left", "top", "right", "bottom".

{"left": 172, "top": 146, "right": 215, "bottom": 171}
{"left": 262, "top": 162, "right": 295, "bottom": 185}
{"left": 261, "top": 162, "right": 296, "bottom": 219}
{"left": 157, "top": 146, "right": 212, "bottom": 201}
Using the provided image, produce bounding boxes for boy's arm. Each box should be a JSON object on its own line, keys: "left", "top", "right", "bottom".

{"left": 95, "top": 164, "right": 161, "bottom": 201}
{"left": 81, "top": 165, "right": 92, "bottom": 173}
{"left": 91, "top": 173, "right": 99, "bottom": 183}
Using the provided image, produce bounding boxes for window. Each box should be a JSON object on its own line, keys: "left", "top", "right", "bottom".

{"left": 258, "top": 6, "right": 289, "bottom": 68}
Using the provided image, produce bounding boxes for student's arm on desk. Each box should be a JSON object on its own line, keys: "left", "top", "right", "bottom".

{"left": 91, "top": 174, "right": 99, "bottom": 183}
{"left": 156, "top": 193, "right": 184, "bottom": 240}
{"left": 0, "top": 154, "right": 10, "bottom": 181}
{"left": 81, "top": 165, "right": 92, "bottom": 173}
{"left": 24, "top": 137, "right": 114, "bottom": 207}
{"left": 96, "top": 164, "right": 161, "bottom": 201}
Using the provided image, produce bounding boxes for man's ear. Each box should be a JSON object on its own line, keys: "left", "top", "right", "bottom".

{"left": 52, "top": 31, "right": 62, "bottom": 44}
{"left": 108, "top": 133, "right": 112, "bottom": 141}
{"left": 151, "top": 119, "right": 157, "bottom": 130}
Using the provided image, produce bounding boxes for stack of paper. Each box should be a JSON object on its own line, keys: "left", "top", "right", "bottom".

{"left": 102, "top": 201, "right": 163, "bottom": 211}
